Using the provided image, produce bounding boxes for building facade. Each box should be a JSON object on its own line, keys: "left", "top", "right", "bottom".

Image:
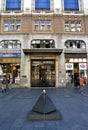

{"left": 0, "top": 0, "right": 88, "bottom": 88}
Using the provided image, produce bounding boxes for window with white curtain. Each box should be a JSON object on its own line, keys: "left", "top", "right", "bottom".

{"left": 65, "top": 20, "right": 82, "bottom": 32}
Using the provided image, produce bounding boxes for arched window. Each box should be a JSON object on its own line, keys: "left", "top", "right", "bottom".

{"left": 0, "top": 40, "right": 21, "bottom": 49}
{"left": 35, "top": 0, "right": 50, "bottom": 10}
{"left": 64, "top": 0, "right": 79, "bottom": 11}
{"left": 65, "top": 40, "right": 86, "bottom": 49}
{"left": 31, "top": 39, "right": 55, "bottom": 48}
{"left": 6, "top": 0, "right": 21, "bottom": 11}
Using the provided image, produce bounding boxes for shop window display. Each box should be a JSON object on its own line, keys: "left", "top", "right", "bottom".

{"left": 0, "top": 64, "right": 20, "bottom": 86}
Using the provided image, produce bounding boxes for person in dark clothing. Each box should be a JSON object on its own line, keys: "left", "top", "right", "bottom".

{"left": 74, "top": 75, "right": 79, "bottom": 87}
{"left": 1, "top": 76, "right": 6, "bottom": 93}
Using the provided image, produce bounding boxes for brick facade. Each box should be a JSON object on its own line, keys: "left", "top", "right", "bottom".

{"left": 0, "top": 14, "right": 87, "bottom": 35}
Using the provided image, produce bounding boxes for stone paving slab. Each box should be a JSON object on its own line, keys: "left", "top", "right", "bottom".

{"left": 0, "top": 86, "right": 88, "bottom": 130}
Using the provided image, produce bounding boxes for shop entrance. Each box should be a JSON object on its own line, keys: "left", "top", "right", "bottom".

{"left": 0, "top": 63, "right": 20, "bottom": 88}
{"left": 74, "top": 63, "right": 79, "bottom": 86}
{"left": 31, "top": 60, "right": 55, "bottom": 87}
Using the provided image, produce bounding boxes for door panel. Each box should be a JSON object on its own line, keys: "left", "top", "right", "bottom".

{"left": 31, "top": 60, "right": 55, "bottom": 87}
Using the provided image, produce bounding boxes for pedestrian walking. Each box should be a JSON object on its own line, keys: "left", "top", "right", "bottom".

{"left": 79, "top": 76, "right": 85, "bottom": 93}
{"left": 9, "top": 77, "right": 13, "bottom": 89}
{"left": 1, "top": 76, "right": 6, "bottom": 93}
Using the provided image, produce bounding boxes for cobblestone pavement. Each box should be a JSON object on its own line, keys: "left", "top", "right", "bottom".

{"left": 0, "top": 86, "right": 88, "bottom": 130}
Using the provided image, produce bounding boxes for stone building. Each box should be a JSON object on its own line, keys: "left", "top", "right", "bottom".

{"left": 0, "top": 0, "right": 88, "bottom": 88}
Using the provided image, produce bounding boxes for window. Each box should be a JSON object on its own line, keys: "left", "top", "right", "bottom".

{"left": 46, "top": 21, "right": 52, "bottom": 31}
{"left": 65, "top": 40, "right": 86, "bottom": 49}
{"left": 71, "top": 21, "right": 76, "bottom": 32}
{"left": 34, "top": 20, "right": 52, "bottom": 31}
{"left": 40, "top": 21, "right": 45, "bottom": 30}
{"left": 4, "top": 20, "right": 21, "bottom": 32}
{"left": 0, "top": 40, "right": 21, "bottom": 49}
{"left": 31, "top": 39, "right": 55, "bottom": 48}
{"left": 35, "top": 0, "right": 50, "bottom": 10}
{"left": 34, "top": 21, "right": 39, "bottom": 31}
{"left": 16, "top": 21, "right": 21, "bottom": 31}
{"left": 76, "top": 21, "right": 82, "bottom": 32}
{"left": 6, "top": 0, "right": 21, "bottom": 11}
{"left": 65, "top": 21, "right": 70, "bottom": 32}
{"left": 65, "top": 20, "right": 82, "bottom": 32}
{"left": 4, "top": 21, "right": 9, "bottom": 31}
{"left": 64, "top": 0, "right": 79, "bottom": 11}
{"left": 10, "top": 21, "right": 15, "bottom": 32}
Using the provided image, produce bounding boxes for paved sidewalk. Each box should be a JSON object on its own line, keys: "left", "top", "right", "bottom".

{"left": 0, "top": 86, "right": 88, "bottom": 130}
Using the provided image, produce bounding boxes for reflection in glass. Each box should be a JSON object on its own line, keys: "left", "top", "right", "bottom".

{"left": 31, "top": 60, "right": 55, "bottom": 87}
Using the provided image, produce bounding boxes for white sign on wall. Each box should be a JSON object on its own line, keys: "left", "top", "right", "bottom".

{"left": 65, "top": 63, "right": 73, "bottom": 70}
{"left": 79, "top": 63, "right": 87, "bottom": 70}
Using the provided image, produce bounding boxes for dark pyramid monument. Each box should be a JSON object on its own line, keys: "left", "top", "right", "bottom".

{"left": 29, "top": 89, "right": 62, "bottom": 120}
{"left": 32, "top": 90, "right": 56, "bottom": 114}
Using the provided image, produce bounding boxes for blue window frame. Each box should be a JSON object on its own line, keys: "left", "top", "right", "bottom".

{"left": 35, "top": 0, "right": 50, "bottom": 10}
{"left": 6, "top": 0, "right": 21, "bottom": 11}
{"left": 64, "top": 0, "right": 79, "bottom": 11}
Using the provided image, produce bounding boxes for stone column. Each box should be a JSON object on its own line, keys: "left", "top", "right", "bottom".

{"left": 21, "top": 51, "right": 28, "bottom": 87}
{"left": 26, "top": 55, "right": 31, "bottom": 88}
{"left": 21, "top": 34, "right": 29, "bottom": 87}
{"left": 56, "top": 55, "right": 59, "bottom": 88}
{"left": 21, "top": 51, "right": 26, "bottom": 76}
{"left": 58, "top": 51, "right": 66, "bottom": 87}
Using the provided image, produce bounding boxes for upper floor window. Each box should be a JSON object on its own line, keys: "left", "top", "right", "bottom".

{"left": 4, "top": 21, "right": 9, "bottom": 31}
{"left": 4, "top": 20, "right": 21, "bottom": 32}
{"left": 10, "top": 21, "right": 15, "bottom": 31}
{"left": 35, "top": 0, "right": 50, "bottom": 10}
{"left": 6, "top": 0, "right": 21, "bottom": 11}
{"left": 64, "top": 0, "right": 79, "bottom": 11}
{"left": 34, "top": 20, "right": 52, "bottom": 31}
{"left": 31, "top": 39, "right": 55, "bottom": 48}
{"left": 65, "top": 20, "right": 82, "bottom": 32}
{"left": 0, "top": 40, "right": 21, "bottom": 49}
{"left": 65, "top": 40, "right": 86, "bottom": 49}
{"left": 16, "top": 21, "right": 21, "bottom": 31}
